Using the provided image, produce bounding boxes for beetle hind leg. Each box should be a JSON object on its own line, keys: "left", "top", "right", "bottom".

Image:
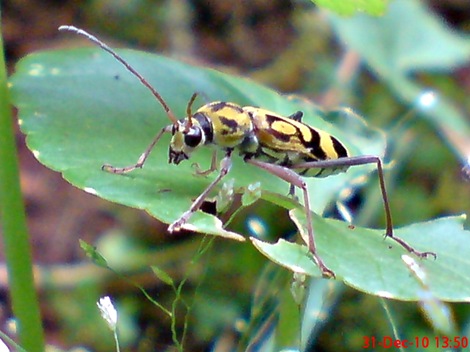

{"left": 245, "top": 158, "right": 335, "bottom": 278}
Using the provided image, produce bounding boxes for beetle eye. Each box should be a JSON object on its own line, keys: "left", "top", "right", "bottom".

{"left": 184, "top": 128, "right": 202, "bottom": 147}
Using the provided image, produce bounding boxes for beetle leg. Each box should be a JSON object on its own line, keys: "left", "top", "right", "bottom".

{"left": 192, "top": 150, "right": 218, "bottom": 176}
{"left": 102, "top": 125, "right": 172, "bottom": 174}
{"left": 246, "top": 158, "right": 335, "bottom": 279}
{"left": 294, "top": 156, "right": 436, "bottom": 260}
{"left": 169, "top": 150, "right": 232, "bottom": 232}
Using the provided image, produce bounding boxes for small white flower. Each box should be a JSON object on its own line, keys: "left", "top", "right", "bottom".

{"left": 0, "top": 337, "right": 9, "bottom": 352}
{"left": 97, "top": 296, "right": 118, "bottom": 331}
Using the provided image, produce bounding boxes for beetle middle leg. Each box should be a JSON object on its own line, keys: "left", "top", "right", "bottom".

{"left": 169, "top": 149, "right": 233, "bottom": 232}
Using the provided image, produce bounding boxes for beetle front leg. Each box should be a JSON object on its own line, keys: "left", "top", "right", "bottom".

{"left": 102, "top": 125, "right": 172, "bottom": 174}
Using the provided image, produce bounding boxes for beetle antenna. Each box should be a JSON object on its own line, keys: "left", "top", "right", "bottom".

{"left": 58, "top": 25, "right": 179, "bottom": 124}
{"left": 185, "top": 92, "right": 198, "bottom": 131}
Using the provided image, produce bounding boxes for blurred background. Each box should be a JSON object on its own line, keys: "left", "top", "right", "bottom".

{"left": 2, "top": 0, "right": 470, "bottom": 351}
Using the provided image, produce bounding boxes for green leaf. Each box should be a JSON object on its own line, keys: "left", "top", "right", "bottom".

{"left": 312, "top": 0, "right": 388, "bottom": 16}
{"left": 252, "top": 211, "right": 470, "bottom": 302}
{"left": 9, "top": 48, "right": 385, "bottom": 240}
{"left": 329, "top": 0, "right": 470, "bottom": 163}
{"left": 330, "top": 0, "right": 470, "bottom": 76}
{"left": 151, "top": 265, "right": 174, "bottom": 286}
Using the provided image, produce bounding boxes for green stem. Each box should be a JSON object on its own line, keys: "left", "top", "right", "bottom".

{"left": 0, "top": 14, "right": 45, "bottom": 351}
{"left": 380, "top": 299, "right": 405, "bottom": 352}
{"left": 113, "top": 330, "right": 121, "bottom": 352}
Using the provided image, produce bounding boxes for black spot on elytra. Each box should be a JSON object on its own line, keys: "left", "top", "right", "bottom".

{"left": 264, "top": 114, "right": 293, "bottom": 142}
{"left": 269, "top": 128, "right": 292, "bottom": 142}
{"left": 303, "top": 127, "right": 327, "bottom": 160}
{"left": 331, "top": 136, "right": 349, "bottom": 158}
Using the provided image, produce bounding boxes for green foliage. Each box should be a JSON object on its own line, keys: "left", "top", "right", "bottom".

{"left": 10, "top": 44, "right": 470, "bottom": 304}
{"left": 7, "top": 1, "right": 470, "bottom": 349}
{"left": 331, "top": 0, "right": 470, "bottom": 74}
{"left": 254, "top": 212, "right": 470, "bottom": 301}
{"left": 330, "top": 0, "right": 470, "bottom": 162}
{"left": 311, "top": 0, "right": 388, "bottom": 16}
